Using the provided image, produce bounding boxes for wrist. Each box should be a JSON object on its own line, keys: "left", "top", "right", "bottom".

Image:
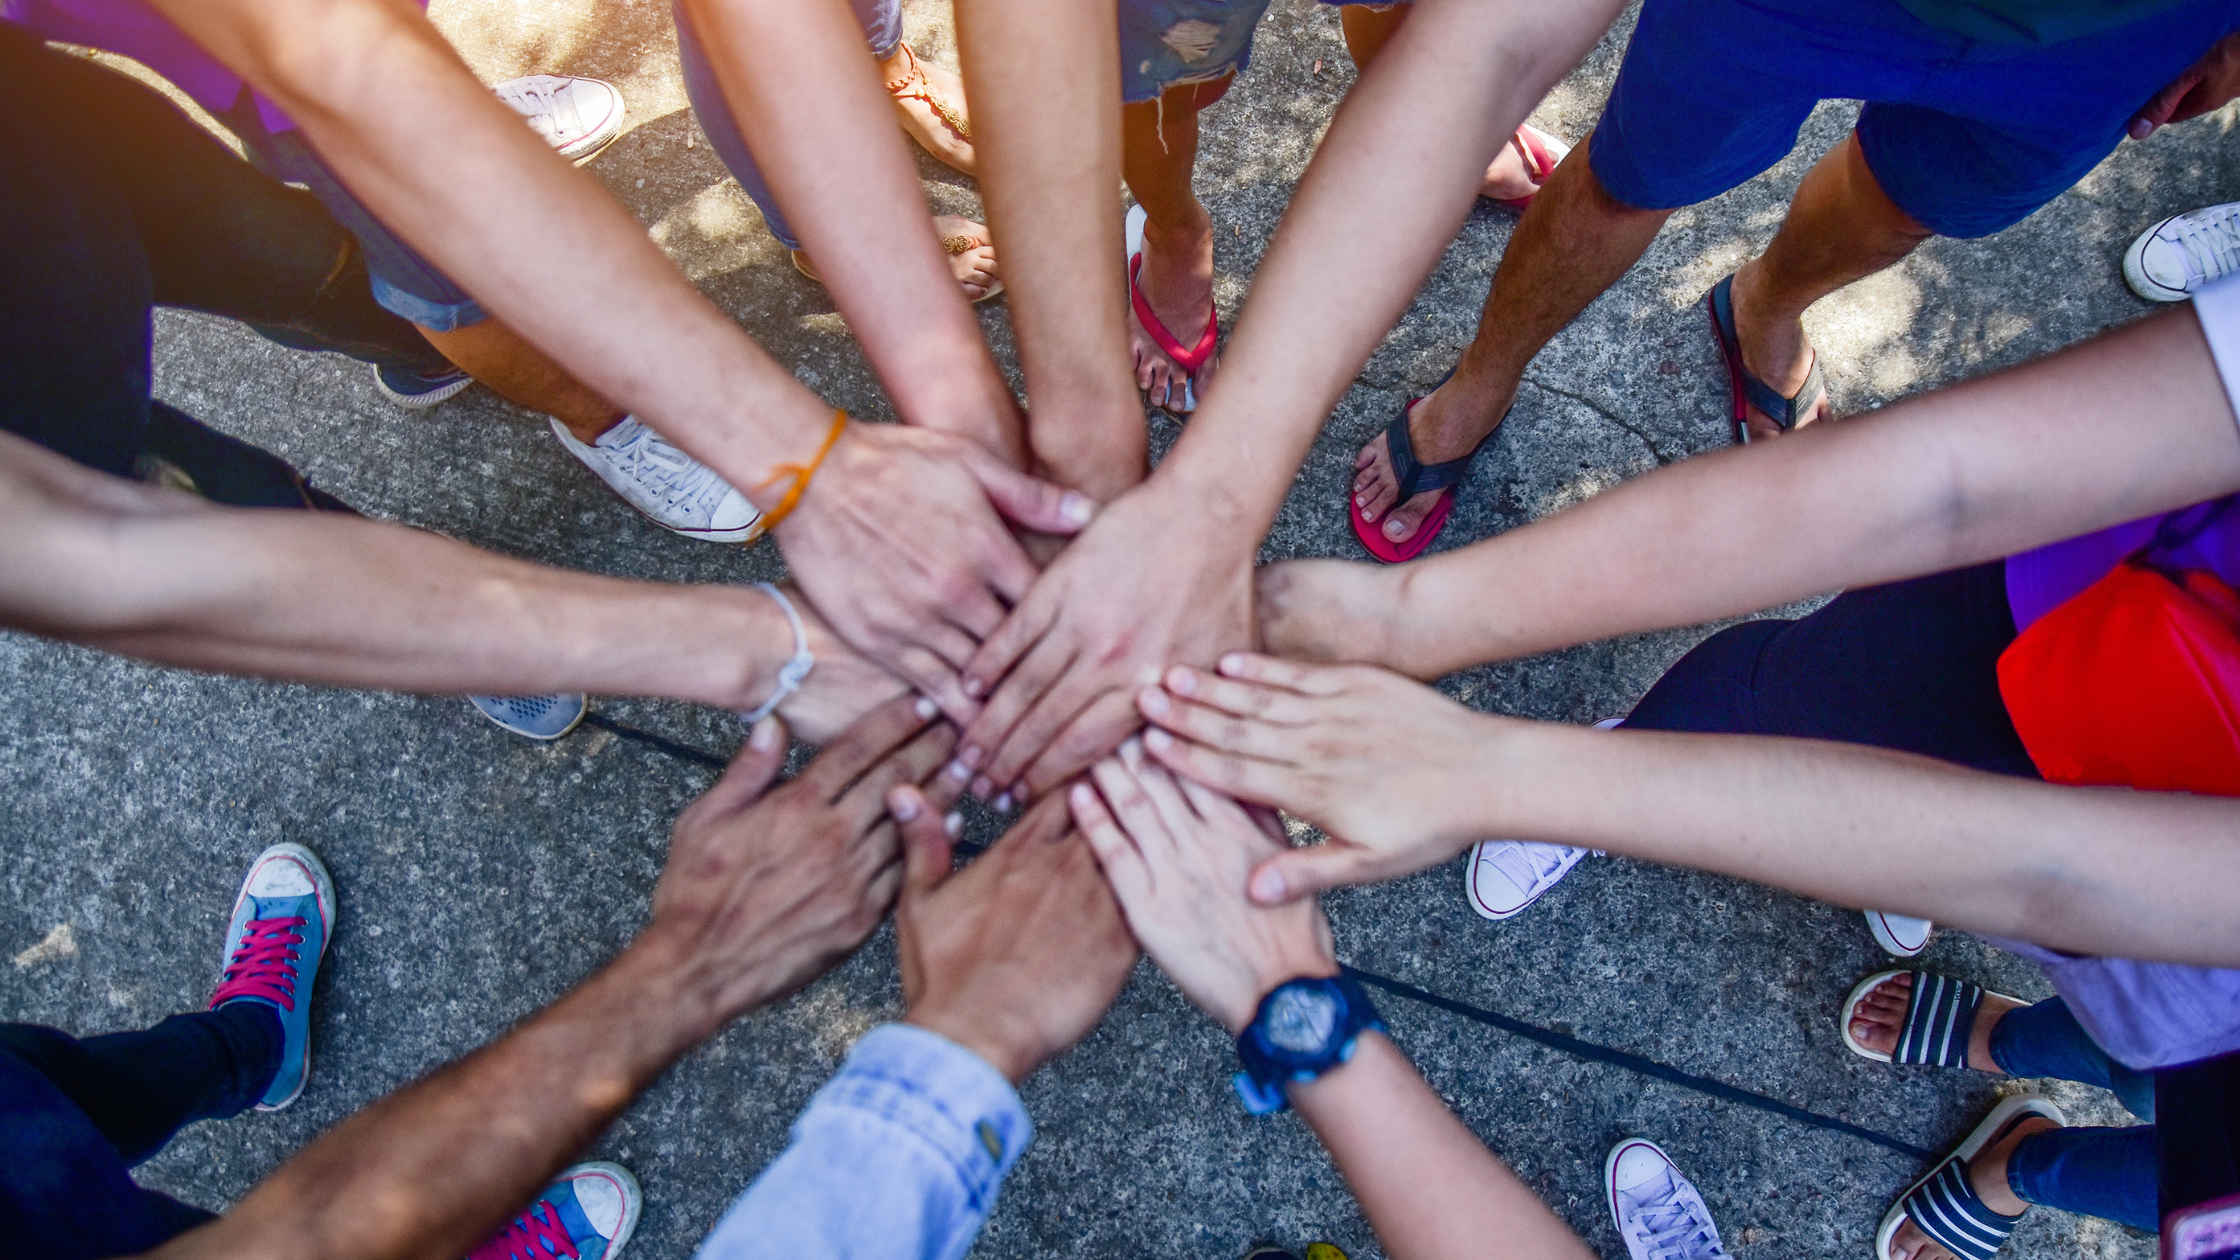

{"left": 904, "top": 1005, "right": 1041, "bottom": 1085}
{"left": 566, "top": 933, "right": 731, "bottom": 1072}
{"left": 1227, "top": 947, "right": 1341, "bottom": 1036}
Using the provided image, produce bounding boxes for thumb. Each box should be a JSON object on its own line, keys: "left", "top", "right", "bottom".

{"left": 968, "top": 452, "right": 1097, "bottom": 536}
{"left": 1247, "top": 843, "right": 1373, "bottom": 906}
{"left": 2131, "top": 73, "right": 2197, "bottom": 137}
{"left": 890, "top": 785, "right": 958, "bottom": 902}
{"left": 692, "top": 716, "right": 789, "bottom": 820}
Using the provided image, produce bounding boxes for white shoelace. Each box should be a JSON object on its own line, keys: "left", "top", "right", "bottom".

{"left": 601, "top": 421, "right": 733, "bottom": 517}
{"left": 496, "top": 77, "right": 578, "bottom": 143}
{"left": 1484, "top": 840, "right": 1578, "bottom": 892}
{"left": 1630, "top": 1178, "right": 1731, "bottom": 1260}
{"left": 2171, "top": 206, "right": 2240, "bottom": 287}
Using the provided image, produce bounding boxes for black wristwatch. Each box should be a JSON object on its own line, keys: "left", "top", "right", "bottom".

{"left": 1232, "top": 973, "right": 1385, "bottom": 1115}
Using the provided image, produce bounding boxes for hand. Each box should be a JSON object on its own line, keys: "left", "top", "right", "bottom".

{"left": 1254, "top": 558, "right": 1407, "bottom": 666}
{"left": 955, "top": 476, "right": 1256, "bottom": 805}
{"left": 775, "top": 421, "right": 1096, "bottom": 720}
{"left": 643, "top": 694, "right": 965, "bottom": 1029}
{"left": 1069, "top": 743, "right": 1335, "bottom": 1033}
{"left": 2131, "top": 31, "right": 2240, "bottom": 138}
{"left": 768, "top": 584, "right": 913, "bottom": 744}
{"left": 890, "top": 791, "right": 1138, "bottom": 1082}
{"left": 1132, "top": 653, "right": 1507, "bottom": 906}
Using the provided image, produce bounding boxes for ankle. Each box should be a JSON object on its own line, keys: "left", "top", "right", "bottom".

{"left": 1971, "top": 1117, "right": 2057, "bottom": 1216}
{"left": 564, "top": 412, "right": 626, "bottom": 445}
{"left": 1141, "top": 208, "right": 1213, "bottom": 252}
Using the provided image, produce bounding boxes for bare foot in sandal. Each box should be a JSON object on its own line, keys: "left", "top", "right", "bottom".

{"left": 880, "top": 43, "right": 974, "bottom": 176}
{"left": 1847, "top": 972, "right": 2022, "bottom": 1071}
{"left": 1884, "top": 1115, "right": 2061, "bottom": 1260}
{"left": 1481, "top": 124, "right": 1567, "bottom": 203}
{"left": 1127, "top": 207, "right": 1217, "bottom": 412}
{"left": 793, "top": 215, "right": 999, "bottom": 303}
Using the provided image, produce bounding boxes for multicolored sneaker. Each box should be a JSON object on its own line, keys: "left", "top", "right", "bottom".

{"left": 210, "top": 843, "right": 336, "bottom": 1111}
{"left": 469, "top": 694, "right": 587, "bottom": 741}
{"left": 469, "top": 1162, "right": 642, "bottom": 1260}
{"left": 372, "top": 362, "right": 474, "bottom": 409}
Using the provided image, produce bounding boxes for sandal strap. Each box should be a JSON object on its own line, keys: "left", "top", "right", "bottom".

{"left": 1128, "top": 252, "right": 1217, "bottom": 372}
{"left": 1709, "top": 274, "right": 1822, "bottom": 433}
{"left": 1903, "top": 1157, "right": 2024, "bottom": 1260}
{"left": 1511, "top": 127, "right": 1554, "bottom": 182}
{"left": 1386, "top": 382, "right": 1490, "bottom": 500}
{"left": 886, "top": 44, "right": 971, "bottom": 141}
{"left": 1893, "top": 971, "right": 1984, "bottom": 1068}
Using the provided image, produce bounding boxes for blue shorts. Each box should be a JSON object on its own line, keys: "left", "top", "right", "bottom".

{"left": 217, "top": 90, "right": 487, "bottom": 331}
{"left": 1588, "top": 0, "right": 2240, "bottom": 238}
{"left": 1118, "top": 0, "right": 1274, "bottom": 103}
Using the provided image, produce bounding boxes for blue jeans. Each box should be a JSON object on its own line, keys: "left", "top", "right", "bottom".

{"left": 0, "top": 1005, "right": 283, "bottom": 1259}
{"left": 1994, "top": 999, "right": 2159, "bottom": 1230}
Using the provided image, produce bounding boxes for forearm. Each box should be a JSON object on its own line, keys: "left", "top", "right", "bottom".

{"left": 148, "top": 937, "right": 717, "bottom": 1260}
{"left": 954, "top": 0, "right": 1145, "bottom": 499}
{"left": 1393, "top": 305, "right": 2240, "bottom": 676}
{"left": 1480, "top": 720, "right": 2240, "bottom": 968}
{"left": 1289, "top": 1034, "right": 1593, "bottom": 1260}
{"left": 148, "top": 0, "right": 831, "bottom": 497}
{"left": 691, "top": 0, "right": 1028, "bottom": 463}
{"left": 1165, "top": 0, "right": 1618, "bottom": 533}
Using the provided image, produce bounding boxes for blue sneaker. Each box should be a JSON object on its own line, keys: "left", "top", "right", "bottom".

{"left": 210, "top": 843, "right": 336, "bottom": 1111}
{"left": 469, "top": 694, "right": 587, "bottom": 740}
{"left": 371, "top": 362, "right": 474, "bottom": 409}
{"left": 469, "top": 1162, "right": 642, "bottom": 1260}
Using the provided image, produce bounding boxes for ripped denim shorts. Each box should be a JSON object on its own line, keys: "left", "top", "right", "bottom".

{"left": 1118, "top": 0, "right": 1276, "bottom": 102}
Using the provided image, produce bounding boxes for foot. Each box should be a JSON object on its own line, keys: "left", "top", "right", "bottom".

{"left": 1883, "top": 1117, "right": 2059, "bottom": 1260}
{"left": 1846, "top": 972, "right": 2019, "bottom": 1071}
{"left": 371, "top": 362, "right": 473, "bottom": 410}
{"left": 1481, "top": 125, "right": 1567, "bottom": 203}
{"left": 2125, "top": 200, "right": 2240, "bottom": 301}
{"left": 1607, "top": 1138, "right": 1732, "bottom": 1260}
{"left": 549, "top": 415, "right": 760, "bottom": 543}
{"left": 881, "top": 43, "right": 975, "bottom": 175}
{"left": 790, "top": 215, "right": 998, "bottom": 302}
{"left": 496, "top": 74, "right": 627, "bottom": 163}
{"left": 1128, "top": 209, "right": 1217, "bottom": 412}
{"left": 1724, "top": 261, "right": 1830, "bottom": 441}
{"left": 211, "top": 843, "right": 336, "bottom": 1111}
{"left": 1350, "top": 377, "right": 1509, "bottom": 546}
{"left": 1466, "top": 839, "right": 1589, "bottom": 920}
{"left": 469, "top": 693, "right": 587, "bottom": 740}
{"left": 469, "top": 1162, "right": 643, "bottom": 1260}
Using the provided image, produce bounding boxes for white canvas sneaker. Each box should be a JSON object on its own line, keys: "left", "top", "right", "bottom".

{"left": 2125, "top": 201, "right": 2240, "bottom": 301}
{"left": 1866, "top": 909, "right": 1934, "bottom": 958}
{"left": 1607, "top": 1138, "right": 1732, "bottom": 1260}
{"left": 496, "top": 74, "right": 626, "bottom": 162}
{"left": 1465, "top": 839, "right": 1590, "bottom": 920}
{"left": 550, "top": 416, "right": 759, "bottom": 543}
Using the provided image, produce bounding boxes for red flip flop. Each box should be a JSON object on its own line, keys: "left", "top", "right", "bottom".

{"left": 1126, "top": 204, "right": 1216, "bottom": 412}
{"left": 1346, "top": 374, "right": 1495, "bottom": 565}
{"left": 1493, "top": 126, "right": 1568, "bottom": 211}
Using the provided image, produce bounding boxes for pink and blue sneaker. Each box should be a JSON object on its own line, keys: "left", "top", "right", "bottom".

{"left": 210, "top": 843, "right": 336, "bottom": 1112}
{"left": 469, "top": 1162, "right": 643, "bottom": 1260}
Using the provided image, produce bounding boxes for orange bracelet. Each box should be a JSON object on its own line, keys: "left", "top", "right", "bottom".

{"left": 743, "top": 409, "right": 848, "bottom": 544}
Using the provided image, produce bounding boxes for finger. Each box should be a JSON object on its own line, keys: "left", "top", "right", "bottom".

{"left": 1243, "top": 802, "right": 1289, "bottom": 845}
{"left": 961, "top": 587, "right": 1060, "bottom": 705}
{"left": 890, "top": 785, "right": 959, "bottom": 902}
{"left": 887, "top": 645, "right": 976, "bottom": 724}
{"left": 915, "top": 744, "right": 972, "bottom": 813}
{"left": 982, "top": 666, "right": 1112, "bottom": 793}
{"left": 1141, "top": 725, "right": 1299, "bottom": 810}
{"left": 840, "top": 722, "right": 960, "bottom": 830}
{"left": 1152, "top": 667, "right": 1319, "bottom": 729}
{"left": 799, "top": 695, "right": 941, "bottom": 804}
{"left": 1247, "top": 843, "right": 1384, "bottom": 906}
{"left": 1015, "top": 689, "right": 1144, "bottom": 801}
{"left": 1118, "top": 744, "right": 1205, "bottom": 844}
{"left": 959, "top": 632, "right": 1073, "bottom": 778}
{"left": 1175, "top": 773, "right": 1260, "bottom": 833}
{"left": 968, "top": 448, "right": 1097, "bottom": 540}
{"left": 676, "top": 716, "right": 790, "bottom": 828}
{"left": 993, "top": 790, "right": 1074, "bottom": 852}
{"left": 943, "top": 579, "right": 1011, "bottom": 644}
{"left": 910, "top": 619, "right": 986, "bottom": 675}
{"left": 1091, "top": 755, "right": 1179, "bottom": 865}
{"left": 1216, "top": 652, "right": 1350, "bottom": 696}
{"left": 1135, "top": 689, "right": 1299, "bottom": 764}
{"left": 1069, "top": 778, "right": 1155, "bottom": 909}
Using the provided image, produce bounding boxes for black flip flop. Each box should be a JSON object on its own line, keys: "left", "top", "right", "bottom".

{"left": 1345, "top": 370, "right": 1501, "bottom": 564}
{"left": 1707, "top": 274, "right": 1825, "bottom": 445}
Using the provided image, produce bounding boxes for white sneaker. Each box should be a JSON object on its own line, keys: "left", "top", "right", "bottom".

{"left": 2125, "top": 201, "right": 2240, "bottom": 301}
{"left": 496, "top": 74, "right": 626, "bottom": 162}
{"left": 1607, "top": 1138, "right": 1732, "bottom": 1260}
{"left": 1866, "top": 909, "right": 1933, "bottom": 958}
{"left": 549, "top": 416, "right": 760, "bottom": 543}
{"left": 1465, "top": 839, "right": 1589, "bottom": 920}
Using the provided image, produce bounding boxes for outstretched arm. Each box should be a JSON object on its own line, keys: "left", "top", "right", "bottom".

{"left": 1264, "top": 304, "right": 2240, "bottom": 677}
{"left": 146, "top": 0, "right": 1092, "bottom": 714}
{"left": 0, "top": 430, "right": 905, "bottom": 740}
{"left": 1133, "top": 655, "right": 2240, "bottom": 970}
{"left": 1068, "top": 749, "right": 1594, "bottom": 1260}
{"left": 146, "top": 697, "right": 962, "bottom": 1260}
{"left": 952, "top": 0, "right": 1625, "bottom": 801}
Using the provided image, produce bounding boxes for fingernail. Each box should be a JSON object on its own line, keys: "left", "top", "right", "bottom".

{"left": 1165, "top": 665, "right": 1197, "bottom": 696}
{"left": 945, "top": 759, "right": 972, "bottom": 783}
{"left": 992, "top": 792, "right": 1013, "bottom": 812}
{"left": 1137, "top": 687, "right": 1170, "bottom": 716}
{"left": 1070, "top": 783, "right": 1094, "bottom": 810}
{"left": 1250, "top": 867, "right": 1285, "bottom": 903}
{"left": 889, "top": 790, "right": 921, "bottom": 822}
{"left": 1059, "top": 490, "right": 1095, "bottom": 525}
{"left": 1219, "top": 653, "right": 1247, "bottom": 675}
{"left": 963, "top": 677, "right": 986, "bottom": 699}
{"left": 971, "top": 776, "right": 993, "bottom": 800}
{"left": 944, "top": 812, "right": 963, "bottom": 837}
{"left": 959, "top": 744, "right": 985, "bottom": 770}
{"left": 1144, "top": 728, "right": 1173, "bottom": 752}
{"left": 914, "top": 696, "right": 939, "bottom": 720}
{"left": 750, "top": 717, "right": 782, "bottom": 752}
{"left": 1120, "top": 736, "right": 1143, "bottom": 762}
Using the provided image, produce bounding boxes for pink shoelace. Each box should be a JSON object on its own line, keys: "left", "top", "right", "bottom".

{"left": 209, "top": 916, "right": 306, "bottom": 1010}
{"left": 469, "top": 1200, "right": 580, "bottom": 1260}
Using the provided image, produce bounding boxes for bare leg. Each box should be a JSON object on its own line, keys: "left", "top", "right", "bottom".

{"left": 1353, "top": 142, "right": 1668, "bottom": 544}
{"left": 1121, "top": 75, "right": 1230, "bottom": 411}
{"left": 1727, "top": 131, "right": 1932, "bottom": 440}
{"left": 1338, "top": 5, "right": 1553, "bottom": 203}
{"left": 419, "top": 320, "right": 623, "bottom": 442}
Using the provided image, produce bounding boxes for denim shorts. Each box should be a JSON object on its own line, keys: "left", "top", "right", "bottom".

{"left": 1587, "top": 0, "right": 2240, "bottom": 237}
{"left": 217, "top": 91, "right": 487, "bottom": 331}
{"left": 1119, "top": 0, "right": 1275, "bottom": 103}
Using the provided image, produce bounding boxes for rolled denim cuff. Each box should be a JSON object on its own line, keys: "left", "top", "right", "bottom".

{"left": 801, "top": 1023, "right": 1033, "bottom": 1209}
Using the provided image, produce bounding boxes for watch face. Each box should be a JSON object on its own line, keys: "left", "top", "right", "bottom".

{"left": 1265, "top": 984, "right": 1341, "bottom": 1053}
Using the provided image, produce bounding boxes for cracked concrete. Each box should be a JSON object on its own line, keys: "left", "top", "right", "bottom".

{"left": 3, "top": 0, "right": 2234, "bottom": 1257}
